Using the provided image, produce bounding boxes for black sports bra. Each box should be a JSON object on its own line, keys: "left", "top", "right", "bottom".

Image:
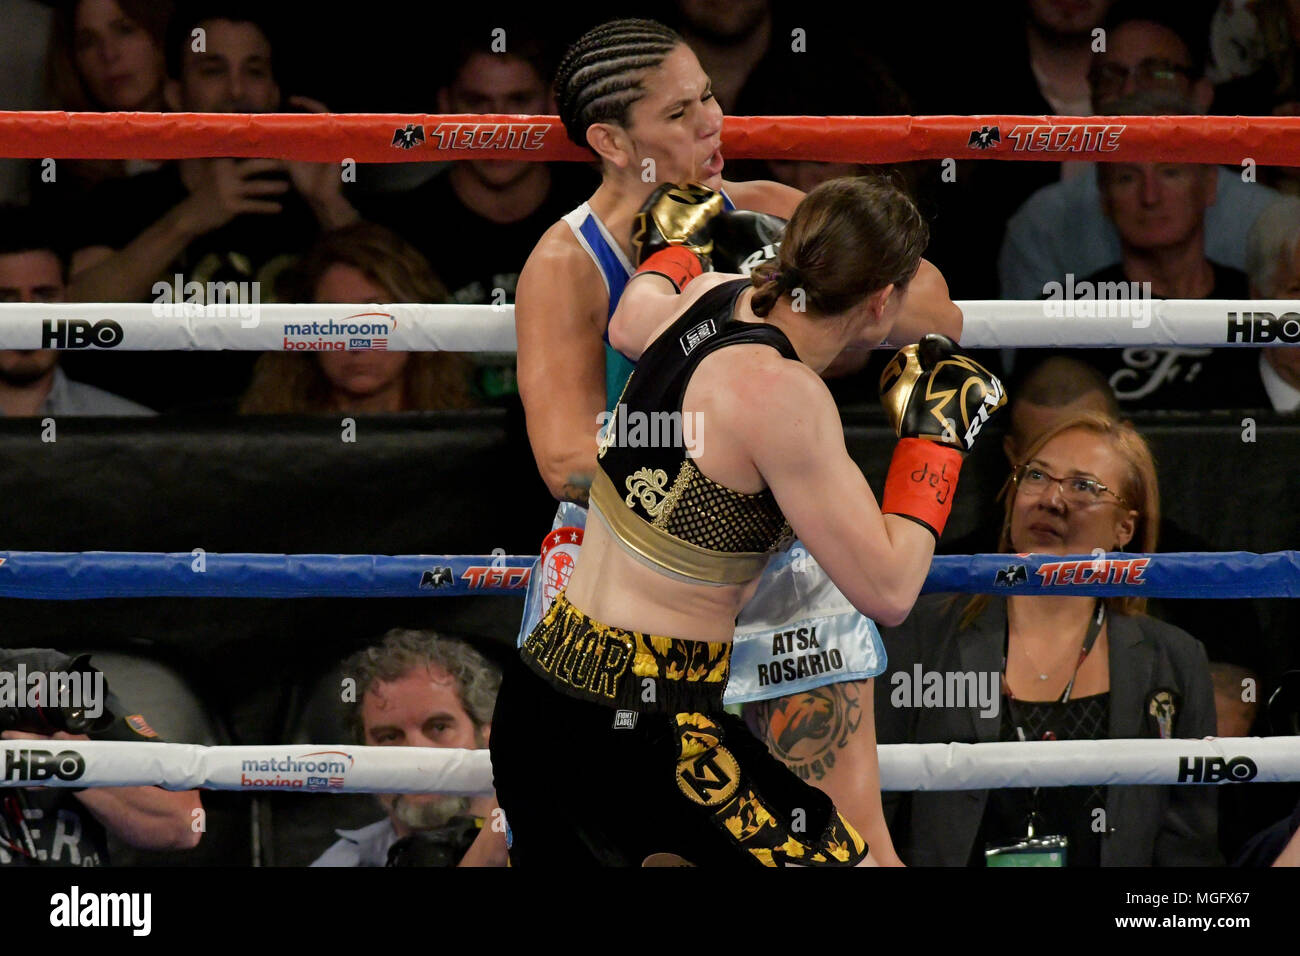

{"left": 592, "top": 279, "right": 797, "bottom": 584}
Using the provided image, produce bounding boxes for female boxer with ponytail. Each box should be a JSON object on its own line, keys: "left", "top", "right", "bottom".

{"left": 493, "top": 176, "right": 1005, "bottom": 867}
{"left": 505, "top": 17, "right": 967, "bottom": 866}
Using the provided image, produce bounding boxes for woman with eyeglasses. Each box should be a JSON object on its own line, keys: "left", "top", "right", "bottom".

{"left": 875, "top": 412, "right": 1220, "bottom": 866}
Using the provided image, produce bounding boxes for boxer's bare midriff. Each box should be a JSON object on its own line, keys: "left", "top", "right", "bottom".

{"left": 562, "top": 503, "right": 764, "bottom": 643}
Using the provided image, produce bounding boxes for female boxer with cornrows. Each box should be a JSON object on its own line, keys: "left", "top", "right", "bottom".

{"left": 493, "top": 175, "right": 1006, "bottom": 866}
{"left": 507, "top": 17, "right": 966, "bottom": 866}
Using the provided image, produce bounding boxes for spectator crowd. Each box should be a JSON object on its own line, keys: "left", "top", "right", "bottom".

{"left": 1, "top": 0, "right": 1297, "bottom": 868}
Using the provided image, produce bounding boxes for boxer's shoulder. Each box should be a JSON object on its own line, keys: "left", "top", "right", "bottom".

{"left": 723, "top": 178, "right": 803, "bottom": 219}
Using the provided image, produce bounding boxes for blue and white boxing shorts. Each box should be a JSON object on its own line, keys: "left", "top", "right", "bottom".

{"left": 516, "top": 503, "right": 886, "bottom": 706}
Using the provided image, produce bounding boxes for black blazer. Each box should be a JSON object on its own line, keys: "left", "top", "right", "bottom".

{"left": 876, "top": 594, "right": 1222, "bottom": 866}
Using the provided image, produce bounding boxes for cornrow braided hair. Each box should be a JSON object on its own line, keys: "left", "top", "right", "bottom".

{"left": 554, "top": 18, "right": 683, "bottom": 151}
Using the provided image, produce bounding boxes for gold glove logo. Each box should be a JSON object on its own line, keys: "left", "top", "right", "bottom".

{"left": 923, "top": 356, "right": 1006, "bottom": 450}
{"left": 631, "top": 183, "right": 724, "bottom": 262}
{"left": 675, "top": 714, "right": 741, "bottom": 807}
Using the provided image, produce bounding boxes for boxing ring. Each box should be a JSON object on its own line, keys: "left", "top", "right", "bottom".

{"left": 1, "top": 109, "right": 1298, "bottom": 802}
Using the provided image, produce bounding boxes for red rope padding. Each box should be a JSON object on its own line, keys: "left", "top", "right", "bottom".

{"left": 3, "top": 112, "right": 1300, "bottom": 165}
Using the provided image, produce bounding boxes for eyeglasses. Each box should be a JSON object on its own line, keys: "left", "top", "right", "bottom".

{"left": 1013, "top": 464, "right": 1130, "bottom": 510}
{"left": 1088, "top": 58, "right": 1193, "bottom": 98}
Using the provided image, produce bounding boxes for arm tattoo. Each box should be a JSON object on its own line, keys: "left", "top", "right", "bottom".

{"left": 559, "top": 472, "right": 591, "bottom": 506}
{"left": 744, "top": 682, "right": 862, "bottom": 782}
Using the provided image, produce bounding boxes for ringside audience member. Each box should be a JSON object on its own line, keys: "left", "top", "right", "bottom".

{"left": 0, "top": 205, "right": 154, "bottom": 417}
{"left": 1, "top": 648, "right": 202, "bottom": 865}
{"left": 40, "top": 0, "right": 172, "bottom": 203}
{"left": 877, "top": 413, "right": 1220, "bottom": 867}
{"left": 999, "top": 4, "right": 1278, "bottom": 304}
{"left": 64, "top": 3, "right": 359, "bottom": 411}
{"left": 1244, "top": 195, "right": 1300, "bottom": 411}
{"left": 238, "top": 224, "right": 477, "bottom": 414}
{"left": 311, "top": 630, "right": 505, "bottom": 867}
{"left": 1066, "top": 95, "right": 1260, "bottom": 411}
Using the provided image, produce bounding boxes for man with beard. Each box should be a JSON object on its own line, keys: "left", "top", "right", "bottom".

{"left": 0, "top": 206, "right": 153, "bottom": 417}
{"left": 311, "top": 630, "right": 506, "bottom": 867}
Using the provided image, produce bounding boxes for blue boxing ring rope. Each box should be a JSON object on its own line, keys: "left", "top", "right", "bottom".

{"left": 0, "top": 549, "right": 1297, "bottom": 599}
{"left": 1, "top": 548, "right": 1298, "bottom": 793}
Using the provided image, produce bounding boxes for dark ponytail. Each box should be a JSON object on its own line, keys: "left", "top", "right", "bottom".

{"left": 751, "top": 266, "right": 799, "bottom": 318}
{"left": 749, "top": 176, "right": 928, "bottom": 318}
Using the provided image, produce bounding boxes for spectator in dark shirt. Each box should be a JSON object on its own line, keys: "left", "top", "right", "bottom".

{"left": 238, "top": 224, "right": 477, "bottom": 414}
{"left": 1066, "top": 96, "right": 1259, "bottom": 411}
{"left": 877, "top": 413, "right": 1220, "bottom": 866}
{"left": 62, "top": 4, "right": 358, "bottom": 412}
{"left": 999, "top": 3, "right": 1275, "bottom": 304}
{"left": 365, "top": 35, "right": 591, "bottom": 306}
{"left": 40, "top": 0, "right": 172, "bottom": 203}
{"left": 0, "top": 205, "right": 153, "bottom": 417}
{"left": 949, "top": 353, "right": 1266, "bottom": 739}
{"left": 916, "top": 0, "right": 1119, "bottom": 300}
{"left": 359, "top": 34, "right": 595, "bottom": 400}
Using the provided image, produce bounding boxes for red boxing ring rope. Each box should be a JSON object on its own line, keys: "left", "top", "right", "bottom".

{"left": 2, "top": 112, "right": 1300, "bottom": 165}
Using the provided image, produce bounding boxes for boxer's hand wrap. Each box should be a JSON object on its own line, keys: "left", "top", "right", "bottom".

{"left": 708, "top": 210, "right": 786, "bottom": 276}
{"left": 881, "top": 439, "right": 964, "bottom": 538}
{"left": 877, "top": 334, "right": 1006, "bottom": 538}
{"left": 878, "top": 334, "right": 1007, "bottom": 453}
{"left": 634, "top": 245, "right": 705, "bottom": 292}
{"left": 632, "top": 182, "right": 726, "bottom": 269}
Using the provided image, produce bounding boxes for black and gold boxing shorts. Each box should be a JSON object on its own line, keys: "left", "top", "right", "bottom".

{"left": 496, "top": 590, "right": 868, "bottom": 867}
{"left": 520, "top": 588, "right": 731, "bottom": 712}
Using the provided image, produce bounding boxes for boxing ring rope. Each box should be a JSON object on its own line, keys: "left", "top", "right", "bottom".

{"left": 1, "top": 550, "right": 1297, "bottom": 793}
{"left": 2, "top": 737, "right": 1297, "bottom": 793}
{"left": 1, "top": 551, "right": 1298, "bottom": 600}
{"left": 1, "top": 300, "right": 1298, "bottom": 350}
{"left": 2, "top": 111, "right": 1298, "bottom": 802}
{"left": 3, "top": 112, "right": 1300, "bottom": 166}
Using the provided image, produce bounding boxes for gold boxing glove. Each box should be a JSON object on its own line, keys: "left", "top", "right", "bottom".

{"left": 876, "top": 335, "right": 1007, "bottom": 538}
{"left": 631, "top": 182, "right": 726, "bottom": 268}
{"left": 879, "top": 334, "right": 1007, "bottom": 453}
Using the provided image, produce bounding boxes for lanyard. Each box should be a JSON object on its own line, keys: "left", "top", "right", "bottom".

{"left": 1001, "top": 600, "right": 1105, "bottom": 742}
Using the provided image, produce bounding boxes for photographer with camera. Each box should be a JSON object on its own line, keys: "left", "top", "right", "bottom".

{"left": 0, "top": 648, "right": 203, "bottom": 866}
{"left": 311, "top": 629, "right": 507, "bottom": 868}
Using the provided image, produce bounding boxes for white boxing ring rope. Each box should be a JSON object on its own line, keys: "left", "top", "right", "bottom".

{"left": 1, "top": 298, "right": 1299, "bottom": 350}
{"left": 3, "top": 230, "right": 1299, "bottom": 799}
{"left": 3, "top": 738, "right": 1298, "bottom": 794}
{"left": 1, "top": 295, "right": 1298, "bottom": 796}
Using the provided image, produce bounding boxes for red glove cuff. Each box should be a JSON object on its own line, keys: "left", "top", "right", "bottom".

{"left": 634, "top": 246, "right": 704, "bottom": 292}
{"left": 880, "top": 438, "right": 964, "bottom": 539}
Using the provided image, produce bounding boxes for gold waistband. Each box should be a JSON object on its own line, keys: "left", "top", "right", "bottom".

{"left": 521, "top": 590, "right": 731, "bottom": 711}
{"left": 590, "top": 468, "right": 772, "bottom": 585}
